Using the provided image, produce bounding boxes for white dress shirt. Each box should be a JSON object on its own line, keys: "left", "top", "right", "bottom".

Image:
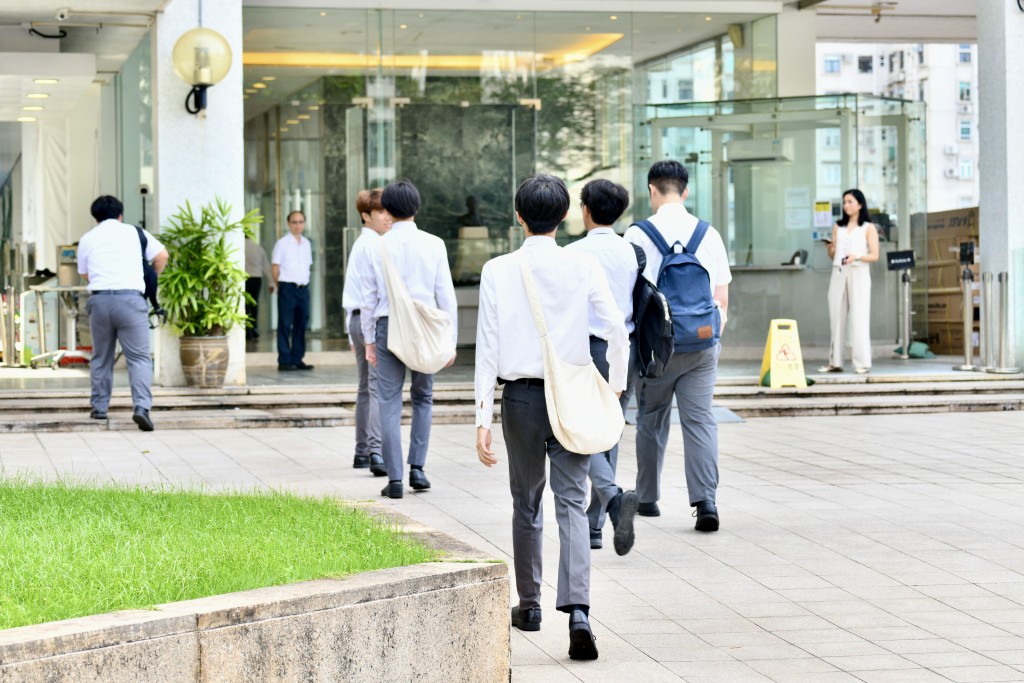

{"left": 271, "top": 233, "right": 312, "bottom": 285}
{"left": 474, "top": 236, "right": 629, "bottom": 430}
{"left": 341, "top": 227, "right": 380, "bottom": 332}
{"left": 623, "top": 203, "right": 732, "bottom": 295}
{"left": 244, "top": 237, "right": 273, "bottom": 279}
{"left": 77, "top": 219, "right": 165, "bottom": 292}
{"left": 565, "top": 227, "right": 639, "bottom": 335}
{"left": 359, "top": 221, "right": 458, "bottom": 347}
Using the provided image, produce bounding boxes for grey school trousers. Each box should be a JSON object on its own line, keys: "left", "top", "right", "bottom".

{"left": 375, "top": 317, "right": 433, "bottom": 481}
{"left": 635, "top": 344, "right": 720, "bottom": 507}
{"left": 502, "top": 380, "right": 591, "bottom": 611}
{"left": 86, "top": 292, "right": 152, "bottom": 411}
{"left": 349, "top": 311, "right": 381, "bottom": 458}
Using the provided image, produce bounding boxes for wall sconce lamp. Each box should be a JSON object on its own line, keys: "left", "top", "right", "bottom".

{"left": 172, "top": 27, "right": 232, "bottom": 115}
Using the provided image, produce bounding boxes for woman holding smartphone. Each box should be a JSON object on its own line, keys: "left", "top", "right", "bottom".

{"left": 819, "top": 189, "right": 879, "bottom": 374}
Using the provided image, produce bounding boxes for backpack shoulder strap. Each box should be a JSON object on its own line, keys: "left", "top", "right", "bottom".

{"left": 134, "top": 225, "right": 148, "bottom": 258}
{"left": 632, "top": 220, "right": 671, "bottom": 256}
{"left": 685, "top": 220, "right": 710, "bottom": 255}
{"left": 630, "top": 242, "right": 647, "bottom": 273}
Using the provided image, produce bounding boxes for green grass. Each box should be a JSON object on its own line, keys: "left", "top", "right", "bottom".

{"left": 0, "top": 480, "right": 437, "bottom": 630}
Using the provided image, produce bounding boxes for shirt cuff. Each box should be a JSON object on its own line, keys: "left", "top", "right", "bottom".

{"left": 475, "top": 397, "right": 494, "bottom": 430}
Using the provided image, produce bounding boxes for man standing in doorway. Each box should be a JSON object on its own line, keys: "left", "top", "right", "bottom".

{"left": 77, "top": 195, "right": 168, "bottom": 431}
{"left": 625, "top": 160, "right": 731, "bottom": 532}
{"left": 272, "top": 210, "right": 314, "bottom": 371}
{"left": 244, "top": 236, "right": 274, "bottom": 340}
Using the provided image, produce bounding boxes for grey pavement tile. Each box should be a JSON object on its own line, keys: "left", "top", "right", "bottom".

{"left": 611, "top": 620, "right": 687, "bottom": 635}
{"left": 880, "top": 638, "right": 968, "bottom": 654}
{"left": 743, "top": 657, "right": 841, "bottom": 676}
{"left": 931, "top": 665, "right": 1024, "bottom": 682}
{"left": 662, "top": 660, "right": 771, "bottom": 681}
{"left": 768, "top": 674, "right": 863, "bottom": 683}
{"left": 854, "top": 670, "right": 956, "bottom": 683}
{"left": 822, "top": 653, "right": 919, "bottom": 671}
{"left": 902, "top": 651, "right": 1005, "bottom": 668}
{"left": 982, "top": 650, "right": 1024, "bottom": 666}
{"left": 511, "top": 664, "right": 583, "bottom": 682}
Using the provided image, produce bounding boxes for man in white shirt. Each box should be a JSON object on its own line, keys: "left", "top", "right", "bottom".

{"left": 565, "top": 179, "right": 641, "bottom": 554}
{"left": 77, "top": 195, "right": 168, "bottom": 431}
{"left": 271, "top": 211, "right": 314, "bottom": 371}
{"left": 244, "top": 236, "right": 274, "bottom": 340}
{"left": 475, "top": 174, "right": 629, "bottom": 661}
{"left": 341, "top": 189, "right": 391, "bottom": 473}
{"left": 361, "top": 179, "right": 457, "bottom": 499}
{"left": 624, "top": 160, "right": 732, "bottom": 532}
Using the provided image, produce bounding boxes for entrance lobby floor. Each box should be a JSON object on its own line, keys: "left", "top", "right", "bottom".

{"left": 2, "top": 412, "right": 1022, "bottom": 681}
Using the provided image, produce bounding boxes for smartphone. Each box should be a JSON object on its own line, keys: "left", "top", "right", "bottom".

{"left": 820, "top": 238, "right": 832, "bottom": 245}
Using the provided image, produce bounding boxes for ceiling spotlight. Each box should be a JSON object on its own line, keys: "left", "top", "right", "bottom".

{"left": 308, "top": 105, "right": 320, "bottom": 110}
{"left": 286, "top": 119, "right": 299, "bottom": 125}
{"left": 245, "top": 88, "right": 257, "bottom": 93}
{"left": 23, "top": 106, "right": 44, "bottom": 111}
{"left": 17, "top": 116, "right": 37, "bottom": 122}
{"left": 610, "top": 15, "right": 618, "bottom": 20}
{"left": 262, "top": 76, "right": 276, "bottom": 81}
{"left": 319, "top": 11, "right": 327, "bottom": 16}
{"left": 297, "top": 114, "right": 311, "bottom": 120}
{"left": 26, "top": 93, "right": 49, "bottom": 99}
{"left": 399, "top": 24, "right": 408, "bottom": 29}
{"left": 705, "top": 16, "right": 712, "bottom": 22}
{"left": 252, "top": 82, "right": 267, "bottom": 89}
{"left": 34, "top": 78, "right": 59, "bottom": 84}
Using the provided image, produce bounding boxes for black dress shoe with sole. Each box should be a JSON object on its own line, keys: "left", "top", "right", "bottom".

{"left": 353, "top": 455, "right": 370, "bottom": 469}
{"left": 369, "top": 454, "right": 387, "bottom": 477}
{"left": 278, "top": 364, "right": 297, "bottom": 371}
{"left": 295, "top": 362, "right": 315, "bottom": 370}
{"left": 613, "top": 491, "right": 639, "bottom": 556}
{"left": 409, "top": 468, "right": 431, "bottom": 491}
{"left": 637, "top": 501, "right": 661, "bottom": 517}
{"left": 510, "top": 605, "right": 542, "bottom": 632}
{"left": 89, "top": 409, "right": 107, "bottom": 420}
{"left": 590, "top": 528, "right": 603, "bottom": 550}
{"left": 132, "top": 407, "right": 154, "bottom": 432}
{"left": 381, "top": 480, "right": 403, "bottom": 499}
{"left": 694, "top": 500, "right": 719, "bottom": 532}
{"left": 568, "top": 609, "right": 599, "bottom": 661}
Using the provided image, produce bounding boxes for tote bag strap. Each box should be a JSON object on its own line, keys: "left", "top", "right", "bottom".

{"left": 518, "top": 251, "right": 551, "bottom": 342}
{"left": 380, "top": 240, "right": 412, "bottom": 310}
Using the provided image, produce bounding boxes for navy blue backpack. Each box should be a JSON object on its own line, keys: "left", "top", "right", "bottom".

{"left": 633, "top": 219, "right": 720, "bottom": 353}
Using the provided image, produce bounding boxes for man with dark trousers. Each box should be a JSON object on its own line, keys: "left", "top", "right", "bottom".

{"left": 475, "top": 174, "right": 630, "bottom": 661}
{"left": 77, "top": 195, "right": 168, "bottom": 431}
{"left": 362, "top": 179, "right": 457, "bottom": 499}
{"left": 565, "top": 179, "right": 641, "bottom": 553}
{"left": 272, "top": 210, "right": 314, "bottom": 371}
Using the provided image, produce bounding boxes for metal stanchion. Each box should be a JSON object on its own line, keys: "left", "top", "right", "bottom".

{"left": 987, "top": 272, "right": 1021, "bottom": 374}
{"left": 979, "top": 272, "right": 994, "bottom": 371}
{"left": 952, "top": 264, "right": 975, "bottom": 371}
{"left": 0, "top": 289, "right": 10, "bottom": 367}
{"left": 899, "top": 270, "right": 912, "bottom": 359}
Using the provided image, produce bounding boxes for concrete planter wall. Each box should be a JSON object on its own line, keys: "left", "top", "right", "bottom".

{"left": 0, "top": 513, "right": 510, "bottom": 682}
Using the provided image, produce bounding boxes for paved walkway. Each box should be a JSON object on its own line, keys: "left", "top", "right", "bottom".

{"left": 2, "top": 412, "right": 1023, "bottom": 682}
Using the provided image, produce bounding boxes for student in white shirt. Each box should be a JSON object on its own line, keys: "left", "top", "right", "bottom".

{"left": 475, "top": 174, "right": 630, "bottom": 661}
{"left": 271, "top": 211, "right": 314, "bottom": 371}
{"left": 565, "top": 179, "right": 640, "bottom": 553}
{"left": 341, "top": 189, "right": 391, "bottom": 473}
{"left": 361, "top": 179, "right": 457, "bottom": 499}
{"left": 77, "top": 195, "right": 168, "bottom": 431}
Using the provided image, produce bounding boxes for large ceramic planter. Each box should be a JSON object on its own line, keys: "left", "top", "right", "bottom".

{"left": 179, "top": 335, "right": 229, "bottom": 388}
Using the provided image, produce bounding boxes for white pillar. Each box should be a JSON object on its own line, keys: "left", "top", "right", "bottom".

{"left": 775, "top": 5, "right": 817, "bottom": 98}
{"left": 151, "top": 0, "right": 245, "bottom": 386}
{"left": 978, "top": 1, "right": 1024, "bottom": 363}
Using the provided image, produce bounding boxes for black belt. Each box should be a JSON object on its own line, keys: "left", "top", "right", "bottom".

{"left": 589, "top": 335, "right": 606, "bottom": 343}
{"left": 91, "top": 289, "right": 143, "bottom": 297}
{"left": 498, "top": 377, "right": 544, "bottom": 388}
{"left": 280, "top": 282, "right": 308, "bottom": 288}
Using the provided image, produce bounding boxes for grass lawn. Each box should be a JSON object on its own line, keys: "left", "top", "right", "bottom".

{"left": 0, "top": 480, "right": 437, "bottom": 630}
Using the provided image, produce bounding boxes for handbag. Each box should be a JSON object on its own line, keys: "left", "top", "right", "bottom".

{"left": 379, "top": 239, "right": 455, "bottom": 374}
{"left": 518, "top": 252, "right": 625, "bottom": 455}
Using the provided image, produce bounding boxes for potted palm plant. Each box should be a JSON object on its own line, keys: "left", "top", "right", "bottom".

{"left": 159, "top": 197, "right": 262, "bottom": 387}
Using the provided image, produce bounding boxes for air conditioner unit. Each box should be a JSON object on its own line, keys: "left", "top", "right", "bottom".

{"left": 725, "top": 138, "right": 795, "bottom": 163}
{"left": 841, "top": 54, "right": 852, "bottom": 64}
{"left": 944, "top": 145, "right": 958, "bottom": 155}
{"left": 944, "top": 167, "right": 959, "bottom": 178}
{"left": 957, "top": 102, "right": 972, "bottom": 114}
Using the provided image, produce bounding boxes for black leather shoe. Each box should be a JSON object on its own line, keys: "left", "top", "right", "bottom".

{"left": 89, "top": 409, "right": 107, "bottom": 420}
{"left": 590, "top": 528, "right": 603, "bottom": 550}
{"left": 278, "top": 364, "right": 297, "bottom": 371}
{"left": 296, "top": 362, "right": 315, "bottom": 371}
{"left": 132, "top": 407, "right": 154, "bottom": 432}
{"left": 694, "top": 500, "right": 719, "bottom": 532}
{"left": 613, "top": 491, "right": 639, "bottom": 556}
{"left": 511, "top": 605, "right": 542, "bottom": 632}
{"left": 353, "top": 455, "right": 370, "bottom": 469}
{"left": 637, "top": 501, "right": 661, "bottom": 517}
{"left": 369, "top": 454, "right": 386, "bottom": 477}
{"left": 381, "top": 480, "right": 403, "bottom": 499}
{"left": 568, "top": 609, "right": 599, "bottom": 660}
{"left": 409, "top": 468, "right": 431, "bottom": 490}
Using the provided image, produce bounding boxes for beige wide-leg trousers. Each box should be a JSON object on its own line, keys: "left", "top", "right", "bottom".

{"left": 827, "top": 264, "right": 872, "bottom": 370}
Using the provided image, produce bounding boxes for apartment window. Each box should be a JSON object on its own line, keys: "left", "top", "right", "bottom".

{"left": 889, "top": 52, "right": 897, "bottom": 72}
{"left": 959, "top": 81, "right": 971, "bottom": 101}
{"left": 858, "top": 56, "right": 873, "bottom": 73}
{"left": 916, "top": 45, "right": 924, "bottom": 64}
{"left": 960, "top": 159, "right": 973, "bottom": 179}
{"left": 661, "top": 80, "right": 668, "bottom": 99}
{"left": 959, "top": 44, "right": 972, "bottom": 63}
{"left": 960, "top": 120, "right": 972, "bottom": 140}
{"left": 823, "top": 129, "right": 840, "bottom": 149}
{"left": 824, "top": 56, "right": 840, "bottom": 73}
{"left": 919, "top": 82, "right": 926, "bottom": 102}
{"left": 822, "top": 163, "right": 841, "bottom": 185}
{"left": 677, "top": 79, "right": 694, "bottom": 101}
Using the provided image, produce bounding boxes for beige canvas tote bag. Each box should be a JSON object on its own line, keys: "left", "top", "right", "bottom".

{"left": 379, "top": 240, "right": 455, "bottom": 374}
{"left": 518, "top": 251, "right": 625, "bottom": 455}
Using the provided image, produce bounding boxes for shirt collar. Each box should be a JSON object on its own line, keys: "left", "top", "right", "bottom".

{"left": 587, "top": 227, "right": 616, "bottom": 236}
{"left": 655, "top": 202, "right": 691, "bottom": 218}
{"left": 391, "top": 220, "right": 417, "bottom": 231}
{"left": 523, "top": 235, "right": 558, "bottom": 248}
{"left": 361, "top": 227, "right": 379, "bottom": 238}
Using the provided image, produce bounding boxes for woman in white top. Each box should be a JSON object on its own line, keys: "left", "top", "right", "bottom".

{"left": 820, "top": 189, "right": 880, "bottom": 374}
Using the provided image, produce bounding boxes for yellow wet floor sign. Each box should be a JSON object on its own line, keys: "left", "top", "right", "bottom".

{"left": 759, "top": 319, "right": 807, "bottom": 388}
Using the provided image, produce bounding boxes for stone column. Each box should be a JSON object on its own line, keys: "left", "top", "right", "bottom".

{"left": 775, "top": 4, "right": 817, "bottom": 98}
{"left": 151, "top": 0, "right": 246, "bottom": 386}
{"left": 978, "top": 2, "right": 1024, "bottom": 363}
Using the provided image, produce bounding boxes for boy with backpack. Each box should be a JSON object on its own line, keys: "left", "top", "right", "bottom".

{"left": 624, "top": 161, "right": 731, "bottom": 532}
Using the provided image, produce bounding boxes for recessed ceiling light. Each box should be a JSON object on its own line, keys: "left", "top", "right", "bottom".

{"left": 262, "top": 76, "right": 276, "bottom": 81}
{"left": 705, "top": 16, "right": 712, "bottom": 22}
{"left": 245, "top": 88, "right": 257, "bottom": 94}
{"left": 34, "top": 78, "right": 59, "bottom": 84}
{"left": 308, "top": 105, "right": 320, "bottom": 111}
{"left": 252, "top": 82, "right": 267, "bottom": 89}
{"left": 280, "top": 127, "right": 288, "bottom": 132}
{"left": 17, "top": 116, "right": 37, "bottom": 122}
{"left": 418, "top": 13, "right": 424, "bottom": 18}
{"left": 319, "top": 11, "right": 327, "bottom": 16}
{"left": 399, "top": 24, "right": 408, "bottom": 29}
{"left": 26, "top": 93, "right": 49, "bottom": 99}
{"left": 23, "top": 106, "right": 44, "bottom": 111}
{"left": 610, "top": 15, "right": 618, "bottom": 20}
{"left": 286, "top": 119, "right": 299, "bottom": 125}
{"left": 297, "top": 114, "right": 311, "bottom": 120}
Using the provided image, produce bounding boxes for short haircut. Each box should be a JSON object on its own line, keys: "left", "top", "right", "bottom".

{"left": 355, "top": 188, "right": 384, "bottom": 217}
{"left": 514, "top": 174, "right": 569, "bottom": 234}
{"left": 286, "top": 210, "right": 305, "bottom": 222}
{"left": 647, "top": 160, "right": 688, "bottom": 196}
{"left": 580, "top": 179, "right": 629, "bottom": 226}
{"left": 90, "top": 195, "right": 124, "bottom": 222}
{"left": 381, "top": 179, "right": 421, "bottom": 219}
